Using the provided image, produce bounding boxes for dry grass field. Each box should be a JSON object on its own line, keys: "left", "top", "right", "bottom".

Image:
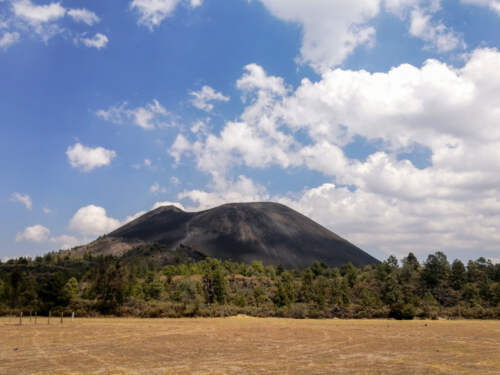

{"left": 1, "top": 316, "right": 499, "bottom": 375}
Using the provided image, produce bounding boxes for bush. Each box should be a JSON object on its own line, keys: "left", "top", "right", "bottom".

{"left": 288, "top": 303, "right": 309, "bottom": 319}
{"left": 389, "top": 303, "right": 416, "bottom": 320}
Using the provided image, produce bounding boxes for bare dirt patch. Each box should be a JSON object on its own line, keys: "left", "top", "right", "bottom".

{"left": 1, "top": 317, "right": 499, "bottom": 374}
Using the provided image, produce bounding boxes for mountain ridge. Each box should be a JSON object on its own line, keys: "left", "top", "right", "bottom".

{"left": 104, "top": 202, "right": 378, "bottom": 268}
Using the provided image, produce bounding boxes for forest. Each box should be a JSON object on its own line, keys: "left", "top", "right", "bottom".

{"left": 1, "top": 249, "right": 500, "bottom": 319}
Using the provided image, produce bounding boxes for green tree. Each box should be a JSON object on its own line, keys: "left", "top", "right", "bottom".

{"left": 144, "top": 278, "right": 164, "bottom": 300}
{"left": 64, "top": 277, "right": 79, "bottom": 299}
{"left": 421, "top": 252, "right": 450, "bottom": 289}
{"left": 202, "top": 258, "right": 227, "bottom": 304}
{"left": 37, "top": 272, "right": 70, "bottom": 313}
{"left": 299, "top": 270, "right": 314, "bottom": 302}
{"left": 340, "top": 263, "right": 358, "bottom": 287}
{"left": 273, "top": 280, "right": 290, "bottom": 307}
{"left": 450, "top": 259, "right": 467, "bottom": 290}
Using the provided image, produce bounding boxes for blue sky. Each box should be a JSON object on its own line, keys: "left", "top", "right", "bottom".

{"left": 2, "top": 0, "right": 500, "bottom": 262}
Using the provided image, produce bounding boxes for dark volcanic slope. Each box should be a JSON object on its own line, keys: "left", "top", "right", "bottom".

{"left": 108, "top": 202, "right": 378, "bottom": 268}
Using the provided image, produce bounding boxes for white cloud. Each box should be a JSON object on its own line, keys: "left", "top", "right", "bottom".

{"left": 190, "top": 119, "right": 210, "bottom": 135}
{"left": 190, "top": 0, "right": 203, "bottom": 7}
{"left": 170, "top": 64, "right": 297, "bottom": 173}
{"left": 123, "top": 201, "right": 186, "bottom": 223}
{"left": 132, "top": 158, "right": 153, "bottom": 169}
{"left": 237, "top": 63, "right": 288, "bottom": 96}
{"left": 8, "top": 1, "right": 101, "bottom": 44}
{"left": 170, "top": 49, "right": 500, "bottom": 258}
{"left": 130, "top": 0, "right": 182, "bottom": 29}
{"left": 14, "top": 221, "right": 85, "bottom": 250}
{"left": 461, "top": 0, "right": 500, "bottom": 15}
{"left": 257, "top": 0, "right": 380, "bottom": 72}
{"left": 67, "top": 8, "right": 100, "bottom": 25}
{"left": 12, "top": 0, "right": 66, "bottom": 24}
{"left": 383, "top": 0, "right": 464, "bottom": 52}
{"left": 170, "top": 134, "right": 191, "bottom": 163}
{"left": 409, "top": 7, "right": 463, "bottom": 52}
{"left": 16, "top": 224, "right": 50, "bottom": 243}
{"left": 68, "top": 201, "right": 188, "bottom": 237}
{"left": 66, "top": 143, "right": 116, "bottom": 172}
{"left": 42, "top": 207, "right": 53, "bottom": 214}
{"left": 97, "top": 99, "right": 171, "bottom": 130}
{"left": 50, "top": 234, "right": 82, "bottom": 250}
{"left": 11, "top": 192, "right": 32, "bottom": 210}
{"left": 133, "top": 100, "right": 167, "bottom": 129}
{"left": 150, "top": 182, "right": 167, "bottom": 193}
{"left": 122, "top": 210, "right": 147, "bottom": 224}
{"left": 69, "top": 205, "right": 121, "bottom": 236}
{"left": 170, "top": 176, "right": 180, "bottom": 184}
{"left": 190, "top": 85, "right": 229, "bottom": 112}
{"left": 179, "top": 175, "right": 269, "bottom": 210}
{"left": 11, "top": 0, "right": 66, "bottom": 41}
{"left": 78, "top": 33, "right": 108, "bottom": 49}
{"left": 0, "top": 31, "right": 20, "bottom": 49}
{"left": 152, "top": 201, "right": 185, "bottom": 210}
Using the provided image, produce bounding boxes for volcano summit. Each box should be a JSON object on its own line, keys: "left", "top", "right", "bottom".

{"left": 98, "top": 202, "right": 378, "bottom": 268}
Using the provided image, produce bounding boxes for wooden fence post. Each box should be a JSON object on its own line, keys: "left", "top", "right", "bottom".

{"left": 35, "top": 312, "right": 37, "bottom": 325}
{"left": 19, "top": 312, "right": 23, "bottom": 326}
{"left": 48, "top": 310, "right": 51, "bottom": 325}
{"left": 60, "top": 312, "right": 63, "bottom": 324}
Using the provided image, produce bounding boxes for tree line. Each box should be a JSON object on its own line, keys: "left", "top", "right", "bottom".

{"left": 1, "top": 250, "right": 499, "bottom": 319}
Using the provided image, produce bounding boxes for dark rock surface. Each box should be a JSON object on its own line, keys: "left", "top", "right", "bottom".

{"left": 107, "top": 202, "right": 378, "bottom": 268}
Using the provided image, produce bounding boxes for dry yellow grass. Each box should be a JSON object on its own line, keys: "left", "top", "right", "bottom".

{"left": 1, "top": 316, "right": 499, "bottom": 374}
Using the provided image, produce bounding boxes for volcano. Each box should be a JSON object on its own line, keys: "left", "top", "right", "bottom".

{"left": 101, "top": 202, "right": 378, "bottom": 268}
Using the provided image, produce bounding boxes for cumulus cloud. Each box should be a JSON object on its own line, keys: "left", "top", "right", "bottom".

{"left": 96, "top": 99, "right": 171, "bottom": 130}
{"left": 179, "top": 175, "right": 269, "bottom": 210}
{"left": 78, "top": 33, "right": 108, "bottom": 49}
{"left": 190, "top": 85, "right": 229, "bottom": 112}
{"left": 150, "top": 182, "right": 167, "bottom": 193}
{"left": 384, "top": 0, "right": 464, "bottom": 52}
{"left": 122, "top": 201, "right": 186, "bottom": 224}
{"left": 49, "top": 234, "right": 82, "bottom": 250}
{"left": 11, "top": 192, "right": 32, "bottom": 210}
{"left": 11, "top": 0, "right": 66, "bottom": 41}
{"left": 237, "top": 63, "right": 288, "bottom": 96}
{"left": 170, "top": 134, "right": 191, "bottom": 163}
{"left": 130, "top": 0, "right": 204, "bottom": 28}
{"left": 66, "top": 143, "right": 116, "bottom": 172}
{"left": 69, "top": 205, "right": 121, "bottom": 236}
{"left": 15, "top": 223, "right": 84, "bottom": 250}
{"left": 257, "top": 0, "right": 380, "bottom": 72}
{"left": 461, "top": 0, "right": 500, "bottom": 15}
{"left": 190, "top": 0, "right": 203, "bottom": 7}
{"left": 152, "top": 201, "right": 185, "bottom": 210}
{"left": 67, "top": 8, "right": 100, "bottom": 25}
{"left": 12, "top": 0, "right": 66, "bottom": 24}
{"left": 0, "top": 31, "right": 20, "bottom": 49}
{"left": 169, "top": 48, "right": 500, "bottom": 258}
{"left": 130, "top": 0, "right": 182, "bottom": 29}
{"left": 68, "top": 201, "right": 186, "bottom": 234}
{"left": 7, "top": 1, "right": 101, "bottom": 44}
{"left": 16, "top": 224, "right": 50, "bottom": 242}
{"left": 409, "top": 7, "right": 463, "bottom": 52}
{"left": 257, "top": 0, "right": 463, "bottom": 70}
{"left": 132, "top": 158, "right": 153, "bottom": 169}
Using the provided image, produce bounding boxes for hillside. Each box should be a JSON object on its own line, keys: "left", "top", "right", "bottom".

{"left": 105, "top": 202, "right": 378, "bottom": 268}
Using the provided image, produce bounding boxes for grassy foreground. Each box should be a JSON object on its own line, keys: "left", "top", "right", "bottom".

{"left": 1, "top": 317, "right": 499, "bottom": 374}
